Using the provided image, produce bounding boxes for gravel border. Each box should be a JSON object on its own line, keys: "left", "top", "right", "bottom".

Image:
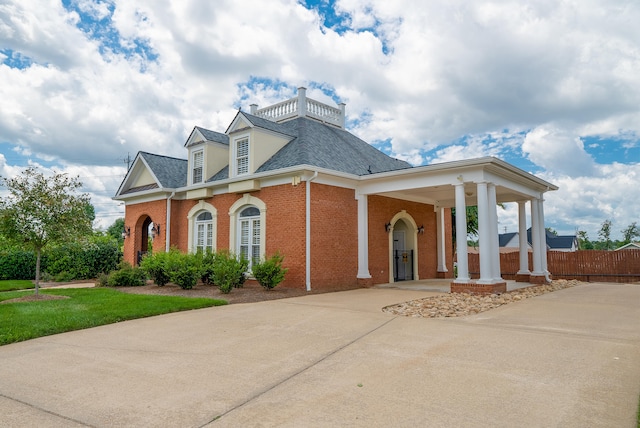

{"left": 382, "top": 279, "right": 583, "bottom": 318}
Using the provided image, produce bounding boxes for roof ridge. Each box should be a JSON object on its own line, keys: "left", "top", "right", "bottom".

{"left": 140, "top": 151, "right": 186, "bottom": 162}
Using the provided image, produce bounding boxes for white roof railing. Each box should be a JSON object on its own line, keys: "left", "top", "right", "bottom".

{"left": 250, "top": 87, "right": 345, "bottom": 129}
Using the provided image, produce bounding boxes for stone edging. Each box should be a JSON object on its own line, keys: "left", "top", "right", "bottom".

{"left": 382, "top": 279, "right": 583, "bottom": 318}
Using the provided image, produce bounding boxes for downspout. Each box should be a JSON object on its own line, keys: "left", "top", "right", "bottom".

{"left": 165, "top": 191, "right": 176, "bottom": 252}
{"left": 306, "top": 171, "right": 319, "bottom": 291}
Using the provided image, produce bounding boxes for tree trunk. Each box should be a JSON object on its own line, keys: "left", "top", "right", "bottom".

{"left": 35, "top": 248, "right": 41, "bottom": 296}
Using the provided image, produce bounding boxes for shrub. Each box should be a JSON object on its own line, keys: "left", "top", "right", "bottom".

{"left": 139, "top": 250, "right": 179, "bottom": 286}
{"left": 54, "top": 271, "right": 75, "bottom": 283}
{"left": 106, "top": 262, "right": 147, "bottom": 287}
{"left": 195, "top": 250, "right": 217, "bottom": 284}
{"left": 169, "top": 252, "right": 200, "bottom": 290}
{"left": 252, "top": 253, "right": 288, "bottom": 290}
{"left": 0, "top": 236, "right": 121, "bottom": 281}
{"left": 211, "top": 251, "right": 248, "bottom": 294}
{"left": 0, "top": 247, "right": 36, "bottom": 280}
{"left": 95, "top": 273, "right": 109, "bottom": 287}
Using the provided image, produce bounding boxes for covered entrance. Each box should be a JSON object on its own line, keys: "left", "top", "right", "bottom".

{"left": 356, "top": 157, "right": 558, "bottom": 294}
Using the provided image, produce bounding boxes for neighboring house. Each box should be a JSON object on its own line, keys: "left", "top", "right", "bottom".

{"left": 114, "top": 87, "right": 558, "bottom": 293}
{"left": 497, "top": 229, "right": 578, "bottom": 252}
{"left": 527, "top": 229, "right": 579, "bottom": 252}
{"left": 615, "top": 242, "right": 640, "bottom": 251}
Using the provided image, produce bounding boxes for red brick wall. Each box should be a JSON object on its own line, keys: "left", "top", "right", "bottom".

{"left": 310, "top": 183, "right": 359, "bottom": 289}
{"left": 123, "top": 185, "right": 454, "bottom": 289}
{"left": 367, "top": 195, "right": 453, "bottom": 284}
{"left": 169, "top": 185, "right": 308, "bottom": 288}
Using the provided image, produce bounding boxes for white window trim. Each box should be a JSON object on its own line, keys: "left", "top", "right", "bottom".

{"left": 229, "top": 194, "right": 266, "bottom": 262}
{"left": 233, "top": 135, "right": 250, "bottom": 177}
{"left": 187, "top": 200, "right": 217, "bottom": 253}
{"left": 191, "top": 149, "right": 204, "bottom": 185}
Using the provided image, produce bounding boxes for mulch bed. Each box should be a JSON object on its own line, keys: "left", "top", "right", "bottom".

{"left": 110, "top": 280, "right": 354, "bottom": 304}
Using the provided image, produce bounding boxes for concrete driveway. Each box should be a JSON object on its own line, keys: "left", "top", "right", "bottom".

{"left": 0, "top": 283, "right": 639, "bottom": 427}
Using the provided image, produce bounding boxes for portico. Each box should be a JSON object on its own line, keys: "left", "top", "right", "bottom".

{"left": 355, "top": 157, "right": 558, "bottom": 294}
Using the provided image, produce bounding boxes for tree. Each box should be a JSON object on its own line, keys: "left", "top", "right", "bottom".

{"left": 598, "top": 219, "right": 613, "bottom": 250}
{"left": 107, "top": 217, "right": 125, "bottom": 246}
{"left": 576, "top": 230, "right": 593, "bottom": 250}
{"left": 0, "top": 168, "right": 93, "bottom": 295}
{"left": 621, "top": 222, "right": 639, "bottom": 245}
{"left": 452, "top": 204, "right": 505, "bottom": 247}
{"left": 452, "top": 206, "right": 479, "bottom": 247}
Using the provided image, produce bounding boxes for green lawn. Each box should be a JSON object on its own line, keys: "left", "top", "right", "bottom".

{"left": 0, "top": 288, "right": 227, "bottom": 345}
{"left": 0, "top": 279, "right": 35, "bottom": 292}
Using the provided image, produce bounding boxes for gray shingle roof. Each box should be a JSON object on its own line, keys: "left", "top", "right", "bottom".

{"left": 250, "top": 116, "right": 411, "bottom": 176}
{"left": 185, "top": 126, "right": 229, "bottom": 148}
{"left": 227, "top": 112, "right": 298, "bottom": 138}
{"left": 498, "top": 232, "right": 518, "bottom": 247}
{"left": 525, "top": 228, "right": 577, "bottom": 250}
{"left": 131, "top": 113, "right": 412, "bottom": 190}
{"left": 195, "top": 126, "right": 229, "bottom": 145}
{"left": 139, "top": 152, "right": 187, "bottom": 189}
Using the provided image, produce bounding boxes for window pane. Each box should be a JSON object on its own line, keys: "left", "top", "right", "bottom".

{"left": 252, "top": 246, "right": 260, "bottom": 266}
{"left": 206, "top": 224, "right": 213, "bottom": 247}
{"left": 236, "top": 138, "right": 249, "bottom": 175}
{"left": 252, "top": 219, "right": 260, "bottom": 245}
{"left": 240, "top": 206, "right": 260, "bottom": 217}
{"left": 197, "top": 212, "right": 212, "bottom": 221}
{"left": 237, "top": 139, "right": 248, "bottom": 157}
{"left": 197, "top": 224, "right": 204, "bottom": 246}
{"left": 193, "top": 151, "right": 204, "bottom": 183}
{"left": 237, "top": 156, "right": 248, "bottom": 175}
{"left": 240, "top": 220, "right": 249, "bottom": 245}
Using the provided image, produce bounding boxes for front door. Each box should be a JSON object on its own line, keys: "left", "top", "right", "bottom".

{"left": 393, "top": 230, "right": 406, "bottom": 281}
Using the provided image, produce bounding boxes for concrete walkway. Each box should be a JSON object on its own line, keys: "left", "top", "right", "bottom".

{"left": 0, "top": 283, "right": 639, "bottom": 427}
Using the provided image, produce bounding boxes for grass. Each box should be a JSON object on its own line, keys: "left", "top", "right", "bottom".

{"left": 0, "top": 279, "right": 35, "bottom": 292}
{"left": 0, "top": 288, "right": 227, "bottom": 346}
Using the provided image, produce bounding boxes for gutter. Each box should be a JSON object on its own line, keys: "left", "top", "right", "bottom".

{"left": 165, "top": 191, "right": 176, "bottom": 252}
{"left": 305, "top": 171, "right": 319, "bottom": 291}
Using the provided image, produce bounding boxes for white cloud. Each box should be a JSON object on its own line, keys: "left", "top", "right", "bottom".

{"left": 522, "top": 125, "right": 597, "bottom": 177}
{"left": 498, "top": 162, "right": 640, "bottom": 241}
{"left": 0, "top": 0, "right": 639, "bottom": 231}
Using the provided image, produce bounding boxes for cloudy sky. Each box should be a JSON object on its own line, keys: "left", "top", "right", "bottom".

{"left": 1, "top": 0, "right": 638, "bottom": 241}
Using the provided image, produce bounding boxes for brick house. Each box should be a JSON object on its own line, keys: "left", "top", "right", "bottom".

{"left": 114, "top": 87, "right": 558, "bottom": 293}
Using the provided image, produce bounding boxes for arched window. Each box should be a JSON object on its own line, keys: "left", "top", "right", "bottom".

{"left": 238, "top": 206, "right": 261, "bottom": 268}
{"left": 195, "top": 211, "right": 213, "bottom": 253}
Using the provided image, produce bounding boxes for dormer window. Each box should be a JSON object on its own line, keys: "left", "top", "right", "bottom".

{"left": 235, "top": 137, "right": 249, "bottom": 176}
{"left": 192, "top": 150, "right": 203, "bottom": 184}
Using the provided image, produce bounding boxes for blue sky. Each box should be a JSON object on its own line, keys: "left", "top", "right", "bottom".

{"left": 1, "top": 0, "right": 639, "bottom": 241}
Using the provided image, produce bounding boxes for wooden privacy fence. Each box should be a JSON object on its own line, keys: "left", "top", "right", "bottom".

{"left": 467, "top": 249, "right": 640, "bottom": 283}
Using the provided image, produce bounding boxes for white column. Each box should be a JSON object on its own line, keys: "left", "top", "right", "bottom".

{"left": 517, "top": 201, "right": 530, "bottom": 275}
{"left": 488, "top": 183, "right": 502, "bottom": 281}
{"left": 531, "top": 198, "right": 543, "bottom": 275}
{"left": 538, "top": 197, "right": 550, "bottom": 278}
{"left": 298, "top": 87, "right": 307, "bottom": 118}
{"left": 476, "top": 182, "right": 493, "bottom": 284}
{"left": 436, "top": 206, "right": 448, "bottom": 273}
{"left": 356, "top": 193, "right": 371, "bottom": 280}
{"left": 454, "top": 183, "right": 470, "bottom": 282}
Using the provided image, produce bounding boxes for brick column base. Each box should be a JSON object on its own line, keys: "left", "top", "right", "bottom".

{"left": 357, "top": 277, "right": 374, "bottom": 288}
{"left": 515, "top": 273, "right": 531, "bottom": 282}
{"left": 529, "top": 274, "right": 550, "bottom": 284}
{"left": 451, "top": 281, "right": 507, "bottom": 295}
{"left": 436, "top": 271, "right": 448, "bottom": 279}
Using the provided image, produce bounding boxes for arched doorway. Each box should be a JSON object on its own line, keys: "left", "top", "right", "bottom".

{"left": 135, "top": 216, "right": 159, "bottom": 265}
{"left": 387, "top": 211, "right": 419, "bottom": 283}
